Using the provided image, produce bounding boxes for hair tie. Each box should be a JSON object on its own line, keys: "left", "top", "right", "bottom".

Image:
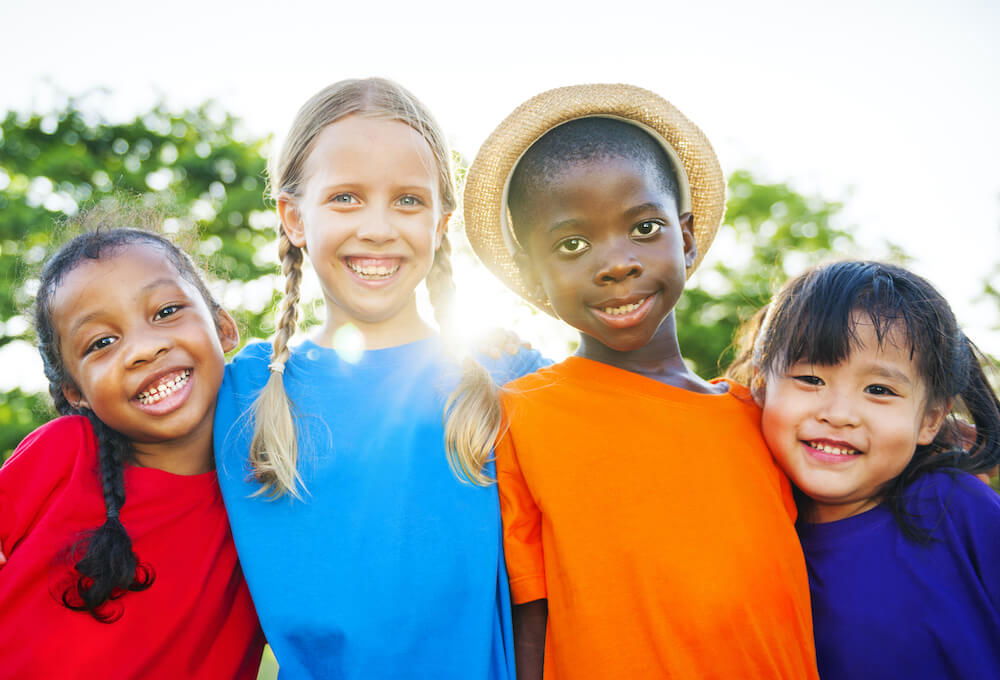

{"left": 268, "top": 361, "right": 286, "bottom": 375}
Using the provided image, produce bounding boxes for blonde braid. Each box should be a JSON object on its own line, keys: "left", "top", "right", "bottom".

{"left": 428, "top": 232, "right": 504, "bottom": 486}
{"left": 249, "top": 230, "right": 306, "bottom": 499}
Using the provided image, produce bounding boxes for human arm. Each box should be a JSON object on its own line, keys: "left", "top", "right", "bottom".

{"left": 513, "top": 599, "right": 547, "bottom": 680}
{"left": 495, "top": 399, "right": 549, "bottom": 673}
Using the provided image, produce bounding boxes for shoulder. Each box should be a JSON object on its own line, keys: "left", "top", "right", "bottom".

{"left": 222, "top": 341, "right": 273, "bottom": 392}
{"left": 903, "top": 470, "right": 1000, "bottom": 540}
{"left": 227, "top": 341, "right": 272, "bottom": 373}
{"left": 907, "top": 469, "right": 1000, "bottom": 513}
{"left": 0, "top": 416, "right": 95, "bottom": 498}
{"left": 502, "top": 359, "right": 572, "bottom": 398}
{"left": 477, "top": 346, "right": 551, "bottom": 386}
{"left": 5, "top": 416, "right": 95, "bottom": 467}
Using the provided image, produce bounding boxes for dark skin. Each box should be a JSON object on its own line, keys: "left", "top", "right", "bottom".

{"left": 509, "top": 156, "right": 724, "bottom": 678}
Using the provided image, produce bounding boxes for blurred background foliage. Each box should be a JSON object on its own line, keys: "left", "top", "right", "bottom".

{"left": 1, "top": 95, "right": 997, "bottom": 680}
{"left": 1, "top": 96, "right": 994, "bottom": 466}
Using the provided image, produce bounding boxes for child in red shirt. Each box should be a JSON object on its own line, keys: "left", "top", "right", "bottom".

{"left": 0, "top": 223, "right": 263, "bottom": 679}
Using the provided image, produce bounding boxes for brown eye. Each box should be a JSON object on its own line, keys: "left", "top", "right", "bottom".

{"left": 556, "top": 237, "right": 589, "bottom": 255}
{"left": 630, "top": 221, "right": 662, "bottom": 238}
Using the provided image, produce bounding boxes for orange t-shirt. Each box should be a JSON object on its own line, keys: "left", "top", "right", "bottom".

{"left": 497, "top": 357, "right": 818, "bottom": 680}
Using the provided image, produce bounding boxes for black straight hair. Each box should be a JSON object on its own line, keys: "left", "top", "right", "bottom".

{"left": 750, "top": 261, "right": 1000, "bottom": 540}
{"left": 34, "top": 225, "right": 224, "bottom": 622}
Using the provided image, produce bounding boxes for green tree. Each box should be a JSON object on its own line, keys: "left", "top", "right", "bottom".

{"left": 0, "top": 96, "right": 278, "bottom": 459}
{"left": 676, "top": 170, "right": 859, "bottom": 377}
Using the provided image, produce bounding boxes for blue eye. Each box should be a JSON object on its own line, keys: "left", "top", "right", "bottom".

{"left": 630, "top": 221, "right": 662, "bottom": 238}
{"left": 330, "top": 193, "right": 359, "bottom": 205}
{"left": 556, "top": 237, "right": 589, "bottom": 255}
{"left": 397, "top": 195, "right": 424, "bottom": 208}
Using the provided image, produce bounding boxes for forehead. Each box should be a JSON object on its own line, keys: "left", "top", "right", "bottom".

{"left": 303, "top": 115, "right": 439, "bottom": 188}
{"left": 523, "top": 155, "right": 677, "bottom": 218}
{"left": 51, "top": 243, "right": 190, "bottom": 321}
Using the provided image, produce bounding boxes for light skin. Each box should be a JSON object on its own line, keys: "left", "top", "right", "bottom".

{"left": 278, "top": 115, "right": 449, "bottom": 350}
{"left": 52, "top": 244, "right": 238, "bottom": 475}
{"left": 510, "top": 154, "right": 721, "bottom": 680}
{"left": 761, "top": 316, "right": 948, "bottom": 523}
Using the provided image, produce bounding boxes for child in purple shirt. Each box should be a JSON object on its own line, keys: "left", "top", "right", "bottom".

{"left": 738, "top": 260, "right": 1000, "bottom": 679}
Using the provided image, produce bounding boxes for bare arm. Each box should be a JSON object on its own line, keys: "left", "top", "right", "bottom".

{"left": 514, "top": 599, "right": 547, "bottom": 680}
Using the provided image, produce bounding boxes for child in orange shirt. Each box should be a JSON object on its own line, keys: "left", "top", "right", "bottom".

{"left": 463, "top": 85, "right": 819, "bottom": 680}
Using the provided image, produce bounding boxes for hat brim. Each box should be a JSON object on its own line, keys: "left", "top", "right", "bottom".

{"left": 463, "top": 83, "right": 726, "bottom": 316}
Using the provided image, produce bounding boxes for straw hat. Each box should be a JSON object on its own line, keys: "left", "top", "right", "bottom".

{"left": 463, "top": 83, "right": 726, "bottom": 315}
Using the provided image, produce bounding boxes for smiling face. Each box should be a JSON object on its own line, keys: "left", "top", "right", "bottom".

{"left": 761, "top": 316, "right": 947, "bottom": 523}
{"left": 516, "top": 155, "right": 696, "bottom": 356}
{"left": 52, "top": 243, "right": 237, "bottom": 463}
{"left": 279, "top": 115, "right": 448, "bottom": 347}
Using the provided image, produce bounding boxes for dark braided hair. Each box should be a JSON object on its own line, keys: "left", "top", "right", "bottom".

{"left": 748, "top": 261, "right": 1000, "bottom": 541}
{"left": 34, "top": 226, "right": 224, "bottom": 622}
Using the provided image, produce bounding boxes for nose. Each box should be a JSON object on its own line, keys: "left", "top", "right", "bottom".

{"left": 594, "top": 249, "right": 643, "bottom": 285}
{"left": 816, "top": 389, "right": 860, "bottom": 428}
{"left": 124, "top": 328, "right": 171, "bottom": 367}
{"left": 355, "top": 205, "right": 397, "bottom": 245}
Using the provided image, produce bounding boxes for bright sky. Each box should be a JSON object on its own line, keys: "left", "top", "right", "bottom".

{"left": 2, "top": 0, "right": 999, "bottom": 387}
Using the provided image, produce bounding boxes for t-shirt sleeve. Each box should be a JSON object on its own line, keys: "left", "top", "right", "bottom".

{"left": 496, "top": 403, "right": 546, "bottom": 604}
{"left": 0, "top": 417, "right": 84, "bottom": 562}
{"left": 942, "top": 473, "right": 1000, "bottom": 610}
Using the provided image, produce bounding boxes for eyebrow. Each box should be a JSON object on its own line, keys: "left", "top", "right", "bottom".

{"left": 866, "top": 364, "right": 912, "bottom": 385}
{"left": 623, "top": 202, "right": 668, "bottom": 219}
{"left": 68, "top": 278, "right": 181, "bottom": 335}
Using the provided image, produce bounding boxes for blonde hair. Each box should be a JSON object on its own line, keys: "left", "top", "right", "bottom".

{"left": 251, "top": 78, "right": 501, "bottom": 498}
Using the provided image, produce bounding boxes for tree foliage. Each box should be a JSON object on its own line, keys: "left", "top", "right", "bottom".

{"left": 0, "top": 97, "right": 872, "bottom": 461}
{"left": 676, "top": 170, "right": 858, "bottom": 377}
{"left": 0, "top": 96, "right": 278, "bottom": 458}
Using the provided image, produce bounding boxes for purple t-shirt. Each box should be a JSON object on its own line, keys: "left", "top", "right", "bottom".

{"left": 798, "top": 470, "right": 1000, "bottom": 679}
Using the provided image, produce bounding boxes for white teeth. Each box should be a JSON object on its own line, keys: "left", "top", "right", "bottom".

{"left": 347, "top": 260, "right": 399, "bottom": 279}
{"left": 602, "top": 297, "right": 646, "bottom": 316}
{"left": 809, "top": 441, "right": 859, "bottom": 456}
{"left": 137, "top": 370, "right": 191, "bottom": 405}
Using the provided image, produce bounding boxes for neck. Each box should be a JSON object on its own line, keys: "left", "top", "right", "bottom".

{"left": 314, "top": 299, "right": 435, "bottom": 350}
{"left": 129, "top": 405, "right": 216, "bottom": 475}
{"left": 576, "top": 314, "right": 724, "bottom": 393}
{"left": 804, "top": 497, "right": 880, "bottom": 524}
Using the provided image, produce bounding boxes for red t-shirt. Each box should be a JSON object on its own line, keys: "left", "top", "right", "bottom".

{"left": 0, "top": 416, "right": 263, "bottom": 679}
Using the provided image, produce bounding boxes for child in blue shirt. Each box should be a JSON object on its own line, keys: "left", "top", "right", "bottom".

{"left": 213, "top": 78, "right": 544, "bottom": 679}
{"left": 742, "top": 260, "right": 1000, "bottom": 679}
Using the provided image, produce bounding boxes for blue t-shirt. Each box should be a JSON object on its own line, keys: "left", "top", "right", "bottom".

{"left": 798, "top": 470, "right": 1000, "bottom": 679}
{"left": 214, "top": 336, "right": 546, "bottom": 680}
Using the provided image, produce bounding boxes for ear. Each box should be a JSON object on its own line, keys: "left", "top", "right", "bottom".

{"left": 277, "top": 193, "right": 307, "bottom": 249}
{"left": 917, "top": 400, "right": 951, "bottom": 446}
{"left": 215, "top": 309, "right": 240, "bottom": 353}
{"left": 434, "top": 212, "right": 451, "bottom": 250}
{"left": 679, "top": 212, "right": 698, "bottom": 269}
{"left": 514, "top": 250, "right": 546, "bottom": 301}
{"left": 62, "top": 383, "right": 88, "bottom": 411}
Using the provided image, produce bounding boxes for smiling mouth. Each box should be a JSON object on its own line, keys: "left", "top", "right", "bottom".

{"left": 806, "top": 440, "right": 861, "bottom": 456}
{"left": 345, "top": 257, "right": 400, "bottom": 280}
{"left": 136, "top": 369, "right": 191, "bottom": 405}
{"left": 600, "top": 297, "right": 648, "bottom": 316}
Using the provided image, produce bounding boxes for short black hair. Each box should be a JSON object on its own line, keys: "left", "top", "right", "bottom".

{"left": 507, "top": 117, "right": 681, "bottom": 249}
